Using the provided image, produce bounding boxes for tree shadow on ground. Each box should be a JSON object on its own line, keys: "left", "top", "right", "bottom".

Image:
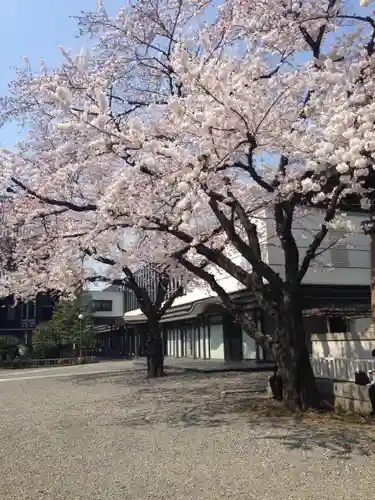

{"left": 67, "top": 366, "right": 262, "bottom": 387}
{"left": 253, "top": 427, "right": 374, "bottom": 460}
{"left": 134, "top": 376, "right": 375, "bottom": 459}
{"left": 117, "top": 390, "right": 375, "bottom": 460}
{"left": 64, "top": 368, "right": 145, "bottom": 384}
{"left": 68, "top": 368, "right": 375, "bottom": 460}
{"left": 244, "top": 399, "right": 375, "bottom": 460}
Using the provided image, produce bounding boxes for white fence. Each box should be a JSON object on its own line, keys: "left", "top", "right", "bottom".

{"left": 311, "top": 357, "right": 375, "bottom": 382}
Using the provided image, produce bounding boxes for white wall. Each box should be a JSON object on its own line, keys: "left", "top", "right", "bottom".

{"left": 311, "top": 318, "right": 375, "bottom": 360}
{"left": 166, "top": 327, "right": 178, "bottom": 357}
{"left": 124, "top": 209, "right": 371, "bottom": 320}
{"left": 265, "top": 211, "right": 370, "bottom": 286}
{"left": 165, "top": 324, "right": 211, "bottom": 359}
{"left": 351, "top": 317, "right": 372, "bottom": 334}
{"left": 209, "top": 323, "right": 224, "bottom": 359}
{"left": 87, "top": 290, "right": 124, "bottom": 318}
{"left": 167, "top": 336, "right": 173, "bottom": 356}
{"left": 199, "top": 330, "right": 209, "bottom": 359}
{"left": 242, "top": 329, "right": 257, "bottom": 359}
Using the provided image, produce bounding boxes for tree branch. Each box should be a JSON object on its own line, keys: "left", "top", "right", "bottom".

{"left": 176, "top": 254, "right": 271, "bottom": 347}
{"left": 296, "top": 184, "right": 345, "bottom": 284}
{"left": 150, "top": 217, "right": 256, "bottom": 290}
{"left": 274, "top": 201, "right": 299, "bottom": 283}
{"left": 231, "top": 134, "right": 274, "bottom": 193}
{"left": 122, "top": 265, "right": 154, "bottom": 315}
{"left": 154, "top": 271, "right": 170, "bottom": 308}
{"left": 158, "top": 285, "right": 184, "bottom": 318}
{"left": 11, "top": 177, "right": 97, "bottom": 212}
{"left": 208, "top": 194, "right": 283, "bottom": 290}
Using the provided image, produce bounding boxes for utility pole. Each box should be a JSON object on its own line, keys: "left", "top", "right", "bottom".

{"left": 78, "top": 313, "right": 84, "bottom": 359}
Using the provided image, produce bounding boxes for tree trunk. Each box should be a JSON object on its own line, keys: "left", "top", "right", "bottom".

{"left": 146, "top": 320, "right": 164, "bottom": 378}
{"left": 272, "top": 293, "right": 321, "bottom": 411}
{"left": 274, "top": 338, "right": 320, "bottom": 411}
{"left": 240, "top": 292, "right": 321, "bottom": 411}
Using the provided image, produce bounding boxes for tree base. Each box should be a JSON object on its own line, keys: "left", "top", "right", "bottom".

{"left": 146, "top": 354, "right": 164, "bottom": 378}
{"left": 276, "top": 344, "right": 321, "bottom": 411}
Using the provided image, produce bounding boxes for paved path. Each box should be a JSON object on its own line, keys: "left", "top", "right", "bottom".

{"left": 0, "top": 359, "right": 132, "bottom": 382}
{"left": 0, "top": 361, "right": 374, "bottom": 499}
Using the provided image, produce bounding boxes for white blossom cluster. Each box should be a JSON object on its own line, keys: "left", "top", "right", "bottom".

{"left": 0, "top": 0, "right": 374, "bottom": 300}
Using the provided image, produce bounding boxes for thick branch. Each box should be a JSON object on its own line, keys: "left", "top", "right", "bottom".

{"left": 231, "top": 135, "right": 274, "bottom": 193}
{"left": 122, "top": 265, "right": 154, "bottom": 315}
{"left": 154, "top": 271, "right": 170, "bottom": 308}
{"left": 151, "top": 218, "right": 256, "bottom": 290}
{"left": 296, "top": 184, "right": 344, "bottom": 284}
{"left": 158, "top": 285, "right": 184, "bottom": 318}
{"left": 208, "top": 195, "right": 283, "bottom": 289}
{"left": 11, "top": 177, "right": 97, "bottom": 212}
{"left": 274, "top": 201, "right": 299, "bottom": 283}
{"left": 82, "top": 247, "right": 118, "bottom": 268}
{"left": 92, "top": 255, "right": 116, "bottom": 266}
{"left": 86, "top": 275, "right": 124, "bottom": 287}
{"left": 83, "top": 248, "right": 154, "bottom": 316}
{"left": 299, "top": 0, "right": 338, "bottom": 58}
{"left": 176, "top": 255, "right": 270, "bottom": 347}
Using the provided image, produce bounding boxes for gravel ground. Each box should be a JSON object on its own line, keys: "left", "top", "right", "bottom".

{"left": 0, "top": 360, "right": 374, "bottom": 500}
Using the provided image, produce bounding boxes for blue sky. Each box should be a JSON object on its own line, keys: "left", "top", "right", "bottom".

{"left": 0, "top": 0, "right": 123, "bottom": 148}
{"left": 0, "top": 0, "right": 373, "bottom": 150}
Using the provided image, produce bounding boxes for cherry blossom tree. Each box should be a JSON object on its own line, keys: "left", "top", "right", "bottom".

{"left": 2, "top": 0, "right": 375, "bottom": 406}
{"left": 83, "top": 246, "right": 187, "bottom": 377}
{"left": 0, "top": 198, "right": 189, "bottom": 376}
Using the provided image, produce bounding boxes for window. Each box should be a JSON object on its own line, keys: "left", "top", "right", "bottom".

{"left": 209, "top": 315, "right": 223, "bottom": 325}
{"left": 7, "top": 305, "right": 15, "bottom": 321}
{"left": 328, "top": 317, "right": 348, "bottom": 333}
{"left": 28, "top": 302, "right": 35, "bottom": 319}
{"left": 329, "top": 230, "right": 349, "bottom": 268}
{"left": 92, "top": 300, "right": 112, "bottom": 312}
{"left": 21, "top": 302, "right": 36, "bottom": 319}
{"left": 124, "top": 290, "right": 137, "bottom": 312}
{"left": 303, "top": 316, "right": 328, "bottom": 335}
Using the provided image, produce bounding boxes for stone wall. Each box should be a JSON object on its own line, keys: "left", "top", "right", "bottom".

{"left": 316, "top": 378, "right": 372, "bottom": 414}
{"left": 267, "top": 377, "right": 372, "bottom": 414}
{"left": 332, "top": 381, "right": 372, "bottom": 414}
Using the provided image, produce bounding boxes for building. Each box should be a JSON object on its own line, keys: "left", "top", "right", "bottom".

{"left": 120, "top": 265, "right": 183, "bottom": 357}
{"left": 123, "top": 265, "right": 182, "bottom": 313}
{"left": 85, "top": 284, "right": 127, "bottom": 357}
{"left": 0, "top": 285, "right": 127, "bottom": 358}
{"left": 83, "top": 266, "right": 183, "bottom": 357}
{"left": 123, "top": 209, "right": 372, "bottom": 362}
{"left": 0, "top": 206, "right": 371, "bottom": 362}
{"left": 0, "top": 196, "right": 56, "bottom": 347}
{"left": 0, "top": 294, "right": 55, "bottom": 346}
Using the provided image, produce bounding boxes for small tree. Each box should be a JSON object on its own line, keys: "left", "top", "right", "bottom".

{"left": 0, "top": 335, "right": 19, "bottom": 361}
{"left": 32, "top": 294, "right": 95, "bottom": 358}
{"left": 84, "top": 248, "right": 186, "bottom": 377}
